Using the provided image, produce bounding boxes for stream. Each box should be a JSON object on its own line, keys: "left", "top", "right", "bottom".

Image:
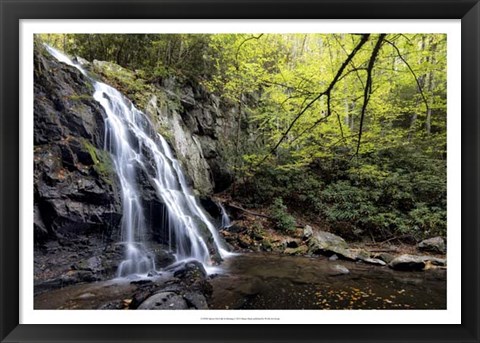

{"left": 35, "top": 252, "right": 446, "bottom": 310}
{"left": 209, "top": 253, "right": 446, "bottom": 310}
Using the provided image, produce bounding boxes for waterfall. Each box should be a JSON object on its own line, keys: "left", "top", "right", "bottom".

{"left": 44, "top": 45, "right": 230, "bottom": 276}
{"left": 218, "top": 203, "right": 232, "bottom": 229}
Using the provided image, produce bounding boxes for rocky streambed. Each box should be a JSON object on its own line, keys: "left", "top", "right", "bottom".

{"left": 35, "top": 260, "right": 213, "bottom": 310}
{"left": 209, "top": 253, "right": 446, "bottom": 310}
{"left": 35, "top": 251, "right": 446, "bottom": 310}
{"left": 34, "top": 215, "right": 447, "bottom": 310}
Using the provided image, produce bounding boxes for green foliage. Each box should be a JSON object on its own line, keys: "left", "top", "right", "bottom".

{"left": 38, "top": 33, "right": 213, "bottom": 81}
{"left": 36, "top": 33, "right": 447, "bottom": 243}
{"left": 67, "top": 94, "right": 93, "bottom": 102}
{"left": 409, "top": 204, "right": 446, "bottom": 237}
{"left": 239, "top": 145, "right": 446, "bottom": 241}
{"left": 270, "top": 198, "right": 296, "bottom": 232}
{"left": 239, "top": 166, "right": 324, "bottom": 214}
{"left": 91, "top": 60, "right": 153, "bottom": 108}
{"left": 331, "top": 148, "right": 446, "bottom": 240}
{"left": 82, "top": 139, "right": 114, "bottom": 181}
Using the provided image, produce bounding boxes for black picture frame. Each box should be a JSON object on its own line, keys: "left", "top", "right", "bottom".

{"left": 1, "top": 0, "right": 479, "bottom": 342}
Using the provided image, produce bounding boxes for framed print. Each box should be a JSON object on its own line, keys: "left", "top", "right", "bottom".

{"left": 1, "top": 0, "right": 479, "bottom": 342}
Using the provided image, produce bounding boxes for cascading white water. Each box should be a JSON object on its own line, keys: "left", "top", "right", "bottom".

{"left": 218, "top": 203, "right": 232, "bottom": 229}
{"left": 45, "top": 45, "right": 231, "bottom": 276}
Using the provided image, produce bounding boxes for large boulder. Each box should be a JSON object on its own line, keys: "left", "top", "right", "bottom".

{"left": 308, "top": 231, "right": 348, "bottom": 251}
{"left": 307, "top": 231, "right": 354, "bottom": 259}
{"left": 137, "top": 292, "right": 188, "bottom": 310}
{"left": 418, "top": 237, "right": 446, "bottom": 254}
{"left": 389, "top": 254, "right": 447, "bottom": 271}
{"left": 389, "top": 255, "right": 426, "bottom": 271}
{"left": 130, "top": 260, "right": 212, "bottom": 310}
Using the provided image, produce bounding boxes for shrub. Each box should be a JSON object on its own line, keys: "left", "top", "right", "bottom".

{"left": 270, "top": 198, "right": 296, "bottom": 232}
{"left": 235, "top": 145, "right": 446, "bottom": 241}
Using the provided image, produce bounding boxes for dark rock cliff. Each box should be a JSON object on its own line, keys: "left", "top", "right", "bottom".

{"left": 34, "top": 45, "right": 126, "bottom": 286}
{"left": 34, "top": 44, "right": 123, "bottom": 243}
{"left": 34, "top": 46, "right": 235, "bottom": 292}
{"left": 33, "top": 45, "right": 238, "bottom": 289}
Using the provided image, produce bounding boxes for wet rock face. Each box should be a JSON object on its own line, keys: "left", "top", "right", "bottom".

{"left": 137, "top": 292, "right": 189, "bottom": 310}
{"left": 94, "top": 60, "right": 238, "bottom": 195}
{"left": 35, "top": 51, "right": 104, "bottom": 147}
{"left": 34, "top": 237, "right": 125, "bottom": 294}
{"left": 34, "top": 45, "right": 123, "bottom": 243}
{"left": 132, "top": 261, "right": 211, "bottom": 310}
{"left": 34, "top": 45, "right": 126, "bottom": 288}
{"left": 92, "top": 59, "right": 245, "bottom": 195}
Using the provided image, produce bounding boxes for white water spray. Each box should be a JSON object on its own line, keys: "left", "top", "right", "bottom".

{"left": 218, "top": 203, "right": 232, "bottom": 229}
{"left": 45, "top": 45, "right": 231, "bottom": 276}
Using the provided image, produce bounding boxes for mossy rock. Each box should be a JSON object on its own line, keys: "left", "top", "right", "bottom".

{"left": 81, "top": 139, "right": 114, "bottom": 182}
{"left": 284, "top": 245, "right": 308, "bottom": 256}
{"left": 92, "top": 60, "right": 154, "bottom": 110}
{"left": 68, "top": 94, "right": 93, "bottom": 102}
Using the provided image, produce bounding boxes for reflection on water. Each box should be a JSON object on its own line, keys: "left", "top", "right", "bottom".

{"left": 209, "top": 253, "right": 446, "bottom": 310}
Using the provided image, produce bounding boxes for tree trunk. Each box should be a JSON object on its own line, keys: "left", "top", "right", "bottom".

{"left": 425, "top": 38, "right": 437, "bottom": 134}
{"left": 408, "top": 35, "right": 427, "bottom": 141}
{"left": 232, "top": 93, "right": 243, "bottom": 196}
{"left": 425, "top": 73, "right": 434, "bottom": 134}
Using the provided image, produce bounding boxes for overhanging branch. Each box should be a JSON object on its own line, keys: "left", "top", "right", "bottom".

{"left": 385, "top": 39, "right": 430, "bottom": 115}
{"left": 355, "top": 34, "right": 387, "bottom": 157}
{"left": 255, "top": 34, "right": 371, "bottom": 167}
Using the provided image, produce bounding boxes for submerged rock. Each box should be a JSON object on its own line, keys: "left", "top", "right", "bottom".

{"left": 361, "top": 258, "right": 387, "bottom": 266}
{"left": 328, "top": 264, "right": 350, "bottom": 276}
{"left": 328, "top": 254, "right": 339, "bottom": 261}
